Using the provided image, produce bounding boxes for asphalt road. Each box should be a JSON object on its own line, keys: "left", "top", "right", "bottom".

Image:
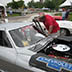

{"left": 0, "top": 59, "right": 32, "bottom": 72}
{"left": 8, "top": 13, "right": 36, "bottom": 23}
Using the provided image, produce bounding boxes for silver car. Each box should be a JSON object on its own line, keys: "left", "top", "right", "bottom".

{"left": 0, "top": 22, "right": 72, "bottom": 72}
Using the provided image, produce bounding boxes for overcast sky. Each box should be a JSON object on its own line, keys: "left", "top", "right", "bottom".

{"left": 15, "top": 0, "right": 40, "bottom": 6}
{"left": 0, "top": 0, "right": 39, "bottom": 6}
{"left": 23, "top": 0, "right": 39, "bottom": 6}
{"left": 24, "top": 0, "right": 39, "bottom": 5}
{"left": 0, "top": 0, "right": 12, "bottom": 5}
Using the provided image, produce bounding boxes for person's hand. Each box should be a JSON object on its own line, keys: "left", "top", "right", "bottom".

{"left": 45, "top": 34, "right": 48, "bottom": 37}
{"left": 35, "top": 17, "right": 40, "bottom": 21}
{"left": 45, "top": 32, "right": 50, "bottom": 37}
{"left": 45, "top": 32, "right": 51, "bottom": 37}
{"left": 48, "top": 31, "right": 51, "bottom": 35}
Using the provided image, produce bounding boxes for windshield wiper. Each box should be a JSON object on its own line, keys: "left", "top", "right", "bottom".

{"left": 33, "top": 37, "right": 52, "bottom": 52}
{"left": 35, "top": 38, "right": 45, "bottom": 43}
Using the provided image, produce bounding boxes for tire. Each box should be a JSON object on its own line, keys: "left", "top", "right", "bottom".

{"left": 0, "top": 69, "right": 7, "bottom": 72}
{"left": 60, "top": 28, "right": 70, "bottom": 36}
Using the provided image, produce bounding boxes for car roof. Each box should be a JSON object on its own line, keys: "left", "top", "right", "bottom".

{"left": 0, "top": 22, "right": 33, "bottom": 31}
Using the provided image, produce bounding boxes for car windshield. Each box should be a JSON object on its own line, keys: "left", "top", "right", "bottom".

{"left": 9, "top": 25, "right": 45, "bottom": 47}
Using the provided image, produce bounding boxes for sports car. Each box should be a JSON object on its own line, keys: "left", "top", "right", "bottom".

{"left": 0, "top": 22, "right": 72, "bottom": 72}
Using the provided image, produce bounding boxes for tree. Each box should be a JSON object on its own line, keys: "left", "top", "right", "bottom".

{"left": 27, "top": 0, "right": 66, "bottom": 9}
{"left": 44, "top": 0, "right": 55, "bottom": 9}
{"left": 28, "top": 0, "right": 44, "bottom": 8}
{"left": 12, "top": 2, "right": 18, "bottom": 9}
{"left": 44, "top": 0, "right": 66, "bottom": 10}
{"left": 27, "top": 0, "right": 35, "bottom": 8}
{"left": 17, "top": 0, "right": 24, "bottom": 8}
{"left": 7, "top": 0, "right": 25, "bottom": 9}
{"left": 62, "top": 0, "right": 66, "bottom": 3}
{"left": 53, "top": 0, "right": 64, "bottom": 9}
{"left": 34, "top": 2, "right": 44, "bottom": 8}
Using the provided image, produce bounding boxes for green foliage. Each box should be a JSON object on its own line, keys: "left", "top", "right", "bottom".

{"left": 7, "top": 0, "right": 66, "bottom": 9}
{"left": 28, "top": 1, "right": 44, "bottom": 8}
{"left": 12, "top": 2, "right": 18, "bottom": 9}
{"left": 7, "top": 0, "right": 25, "bottom": 9}
{"left": 54, "top": 0, "right": 64, "bottom": 9}
{"left": 27, "top": 0, "right": 35, "bottom": 8}
{"left": 34, "top": 2, "right": 44, "bottom": 8}
{"left": 7, "top": 3, "right": 13, "bottom": 8}
{"left": 27, "top": 0, "right": 66, "bottom": 10}
{"left": 69, "top": 12, "right": 72, "bottom": 21}
{"left": 8, "top": 13, "right": 21, "bottom": 17}
{"left": 17, "top": 0, "right": 24, "bottom": 8}
{"left": 44, "top": 0, "right": 64, "bottom": 10}
{"left": 44, "top": 0, "right": 55, "bottom": 9}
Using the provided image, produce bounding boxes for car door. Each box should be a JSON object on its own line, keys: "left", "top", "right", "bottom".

{"left": 0, "top": 31, "right": 16, "bottom": 64}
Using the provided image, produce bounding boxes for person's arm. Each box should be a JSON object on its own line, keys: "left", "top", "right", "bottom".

{"left": 46, "top": 16, "right": 53, "bottom": 34}
{"left": 48, "top": 25, "right": 53, "bottom": 34}
{"left": 35, "top": 17, "right": 40, "bottom": 21}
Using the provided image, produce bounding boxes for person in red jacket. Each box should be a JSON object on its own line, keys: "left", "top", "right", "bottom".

{"left": 38, "top": 12, "right": 60, "bottom": 37}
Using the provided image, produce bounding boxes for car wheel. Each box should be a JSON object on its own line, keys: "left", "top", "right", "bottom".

{"left": 60, "top": 29, "right": 70, "bottom": 36}
{"left": 0, "top": 69, "right": 8, "bottom": 72}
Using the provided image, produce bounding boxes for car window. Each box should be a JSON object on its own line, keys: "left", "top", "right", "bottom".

{"left": 9, "top": 25, "right": 44, "bottom": 47}
{"left": 0, "top": 31, "right": 12, "bottom": 48}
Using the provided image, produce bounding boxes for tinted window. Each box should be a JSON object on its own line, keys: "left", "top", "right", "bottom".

{"left": 0, "top": 31, "right": 12, "bottom": 48}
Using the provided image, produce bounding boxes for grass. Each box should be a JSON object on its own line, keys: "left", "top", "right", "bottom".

{"left": 7, "top": 11, "right": 72, "bottom": 21}
{"left": 8, "top": 13, "right": 21, "bottom": 17}
{"left": 68, "top": 12, "right": 72, "bottom": 21}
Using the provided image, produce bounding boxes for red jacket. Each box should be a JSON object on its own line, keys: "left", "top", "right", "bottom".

{"left": 43, "top": 15, "right": 60, "bottom": 33}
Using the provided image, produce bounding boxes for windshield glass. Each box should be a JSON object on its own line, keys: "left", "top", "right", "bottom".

{"left": 9, "top": 25, "right": 45, "bottom": 47}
